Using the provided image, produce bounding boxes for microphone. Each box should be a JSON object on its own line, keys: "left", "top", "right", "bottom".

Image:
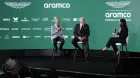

{"left": 114, "top": 29, "right": 117, "bottom": 33}
{"left": 57, "top": 25, "right": 61, "bottom": 31}
{"left": 57, "top": 25, "right": 60, "bottom": 28}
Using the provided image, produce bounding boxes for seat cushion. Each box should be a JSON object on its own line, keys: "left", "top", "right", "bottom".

{"left": 116, "top": 43, "right": 122, "bottom": 46}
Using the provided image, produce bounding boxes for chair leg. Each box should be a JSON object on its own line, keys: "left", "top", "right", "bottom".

{"left": 73, "top": 48, "right": 77, "bottom": 63}
{"left": 125, "top": 45, "right": 128, "bottom": 51}
{"left": 120, "top": 45, "right": 121, "bottom": 51}
{"left": 52, "top": 48, "right": 55, "bottom": 62}
{"left": 117, "top": 51, "right": 121, "bottom": 64}
{"left": 62, "top": 49, "right": 65, "bottom": 60}
{"left": 91, "top": 50, "right": 95, "bottom": 57}
{"left": 113, "top": 51, "right": 116, "bottom": 58}
{"left": 125, "top": 45, "right": 129, "bottom": 57}
{"left": 117, "top": 45, "right": 122, "bottom": 64}
{"left": 122, "top": 45, "right": 124, "bottom": 52}
{"left": 82, "top": 44, "right": 85, "bottom": 57}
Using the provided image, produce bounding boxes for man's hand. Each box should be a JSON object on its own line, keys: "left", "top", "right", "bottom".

{"left": 78, "top": 37, "right": 86, "bottom": 41}
{"left": 58, "top": 28, "right": 62, "bottom": 31}
{"left": 81, "top": 37, "right": 86, "bottom": 41}
{"left": 115, "top": 35, "right": 119, "bottom": 38}
{"left": 78, "top": 37, "right": 82, "bottom": 41}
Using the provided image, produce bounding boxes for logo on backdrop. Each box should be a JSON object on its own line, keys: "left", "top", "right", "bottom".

{"left": 13, "top": 17, "right": 19, "bottom": 22}
{"left": 62, "top": 18, "right": 71, "bottom": 22}
{"left": 5, "top": 2, "right": 31, "bottom": 9}
{"left": 105, "top": 1, "right": 132, "bottom": 22}
{"left": 33, "top": 28, "right": 42, "bottom": 31}
{"left": 3, "top": 18, "right": 10, "bottom": 22}
{"left": 44, "top": 2, "right": 70, "bottom": 8}
{"left": 42, "top": 17, "right": 48, "bottom": 22}
{"left": 12, "top": 36, "right": 20, "bottom": 39}
{"left": 31, "top": 18, "right": 40, "bottom": 22}
{"left": 21, "top": 28, "right": 30, "bottom": 31}
{"left": 66, "top": 28, "right": 73, "bottom": 31}
{"left": 34, "top": 36, "right": 41, "bottom": 38}
{"left": 23, "top": 35, "right": 31, "bottom": 39}
{"left": 0, "top": 28, "right": 9, "bottom": 31}
{"left": 12, "top": 28, "right": 19, "bottom": 31}
{"left": 44, "top": 28, "right": 51, "bottom": 31}
{"left": 73, "top": 18, "right": 80, "bottom": 21}
{"left": 4, "top": 35, "right": 10, "bottom": 39}
{"left": 21, "top": 17, "right": 29, "bottom": 22}
{"left": 44, "top": 36, "right": 51, "bottom": 38}
{"left": 106, "top": 1, "right": 131, "bottom": 8}
{"left": 51, "top": 16, "right": 57, "bottom": 22}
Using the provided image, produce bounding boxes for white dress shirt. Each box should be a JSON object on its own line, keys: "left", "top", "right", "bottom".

{"left": 80, "top": 23, "right": 84, "bottom": 30}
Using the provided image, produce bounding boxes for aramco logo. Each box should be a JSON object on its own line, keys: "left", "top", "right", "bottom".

{"left": 44, "top": 2, "right": 70, "bottom": 8}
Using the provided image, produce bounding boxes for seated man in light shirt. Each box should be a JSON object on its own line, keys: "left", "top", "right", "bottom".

{"left": 51, "top": 18, "right": 65, "bottom": 53}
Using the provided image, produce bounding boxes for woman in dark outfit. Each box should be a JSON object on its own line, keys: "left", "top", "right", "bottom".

{"left": 102, "top": 19, "right": 128, "bottom": 55}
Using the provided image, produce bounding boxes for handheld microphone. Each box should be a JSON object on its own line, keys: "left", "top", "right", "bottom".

{"left": 57, "top": 25, "right": 61, "bottom": 31}
{"left": 114, "top": 29, "right": 117, "bottom": 33}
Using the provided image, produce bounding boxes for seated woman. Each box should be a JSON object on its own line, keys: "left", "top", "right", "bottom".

{"left": 102, "top": 19, "right": 128, "bottom": 55}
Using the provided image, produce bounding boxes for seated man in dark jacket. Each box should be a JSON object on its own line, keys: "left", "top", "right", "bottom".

{"left": 72, "top": 17, "right": 90, "bottom": 62}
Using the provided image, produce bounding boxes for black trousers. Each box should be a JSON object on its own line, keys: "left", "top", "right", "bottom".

{"left": 72, "top": 37, "right": 89, "bottom": 57}
{"left": 53, "top": 36, "right": 65, "bottom": 50}
{"left": 106, "top": 37, "right": 121, "bottom": 52}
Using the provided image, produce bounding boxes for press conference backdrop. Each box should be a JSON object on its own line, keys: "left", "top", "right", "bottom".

{"left": 0, "top": 0, "right": 140, "bottom": 52}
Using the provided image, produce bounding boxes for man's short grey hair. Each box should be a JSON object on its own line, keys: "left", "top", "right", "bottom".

{"left": 80, "top": 17, "right": 85, "bottom": 21}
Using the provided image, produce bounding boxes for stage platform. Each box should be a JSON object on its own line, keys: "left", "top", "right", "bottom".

{"left": 11, "top": 56, "right": 140, "bottom": 78}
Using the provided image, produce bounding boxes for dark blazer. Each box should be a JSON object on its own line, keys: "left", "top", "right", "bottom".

{"left": 118, "top": 28, "right": 128, "bottom": 44}
{"left": 73, "top": 23, "right": 90, "bottom": 40}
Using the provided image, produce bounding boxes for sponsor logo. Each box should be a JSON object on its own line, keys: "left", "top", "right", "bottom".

{"left": 4, "top": 35, "right": 9, "bottom": 39}
{"left": 73, "top": 18, "right": 80, "bottom": 21}
{"left": 5, "top": 2, "right": 31, "bottom": 9}
{"left": 106, "top": 1, "right": 131, "bottom": 8}
{"left": 105, "top": 12, "right": 131, "bottom": 18}
{"left": 44, "top": 36, "right": 51, "bottom": 38}
{"left": 23, "top": 35, "right": 31, "bottom": 38}
{"left": 44, "top": 3, "right": 70, "bottom": 8}
{"left": 13, "top": 17, "right": 19, "bottom": 22}
{"left": 34, "top": 36, "right": 41, "bottom": 38}
{"left": 62, "top": 18, "right": 71, "bottom": 21}
{"left": 12, "top": 36, "right": 20, "bottom": 38}
{"left": 21, "top": 28, "right": 30, "bottom": 30}
{"left": 105, "top": 1, "right": 132, "bottom": 22}
{"left": 0, "top": 28, "right": 9, "bottom": 30}
{"left": 51, "top": 16, "right": 57, "bottom": 22}
{"left": 33, "top": 28, "right": 42, "bottom": 30}
{"left": 31, "top": 18, "right": 40, "bottom": 22}
{"left": 12, "top": 28, "right": 19, "bottom": 30}
{"left": 3, "top": 18, "right": 10, "bottom": 21}
{"left": 42, "top": 17, "right": 48, "bottom": 22}
{"left": 64, "top": 35, "right": 68, "bottom": 38}
{"left": 66, "top": 28, "right": 73, "bottom": 30}
{"left": 44, "top": 28, "right": 51, "bottom": 31}
{"left": 21, "top": 17, "right": 29, "bottom": 22}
